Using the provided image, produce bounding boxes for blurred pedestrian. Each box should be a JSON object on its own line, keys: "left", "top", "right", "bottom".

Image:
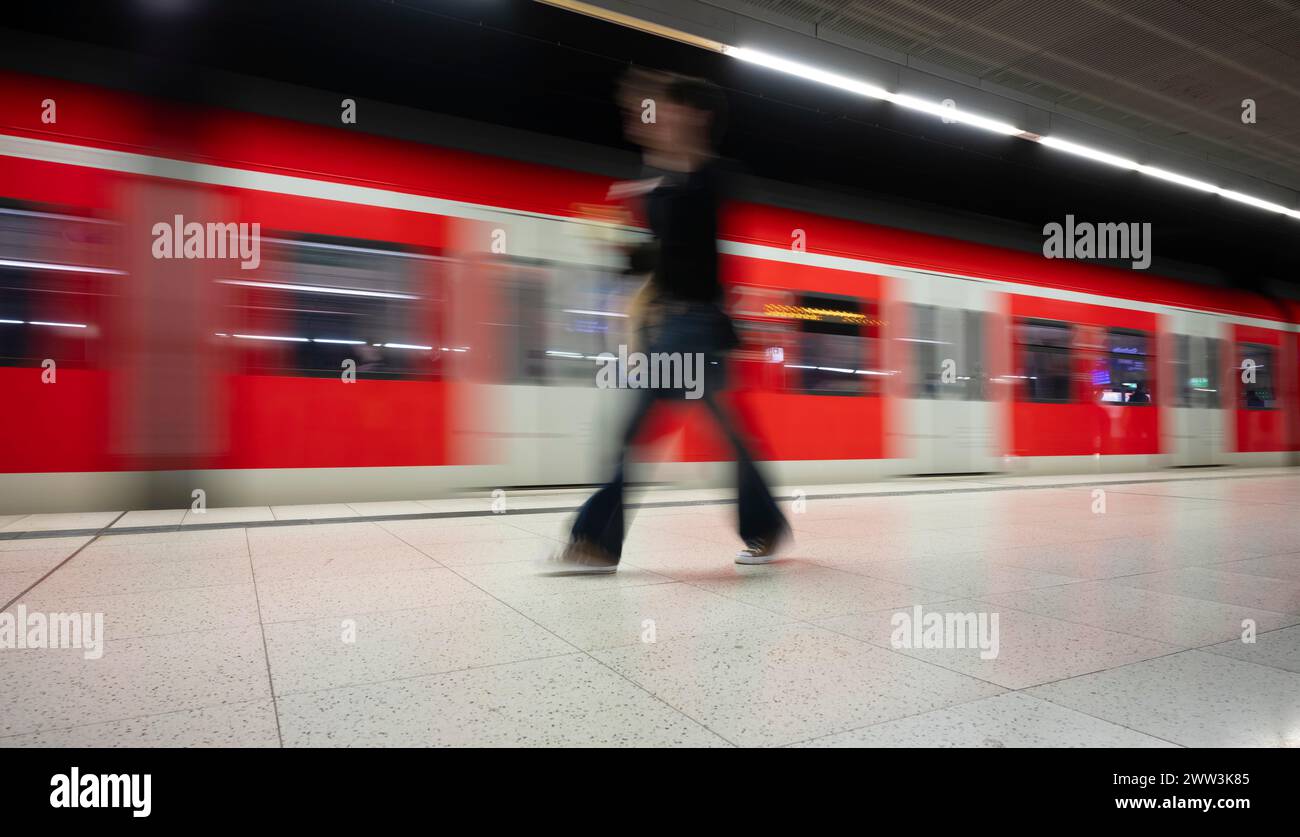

{"left": 549, "top": 70, "right": 790, "bottom": 574}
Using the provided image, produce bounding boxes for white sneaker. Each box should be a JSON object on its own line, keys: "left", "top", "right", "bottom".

{"left": 735, "top": 533, "right": 787, "bottom": 565}
{"left": 544, "top": 541, "right": 619, "bottom": 575}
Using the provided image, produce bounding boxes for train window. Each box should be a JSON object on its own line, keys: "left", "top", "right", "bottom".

{"left": 499, "top": 261, "right": 637, "bottom": 386}
{"left": 0, "top": 205, "right": 117, "bottom": 369}
{"left": 963, "top": 310, "right": 987, "bottom": 401}
{"left": 907, "top": 305, "right": 987, "bottom": 400}
{"left": 787, "top": 293, "right": 881, "bottom": 396}
{"left": 1015, "top": 319, "right": 1072, "bottom": 403}
{"left": 1172, "top": 334, "right": 1190, "bottom": 407}
{"left": 1203, "top": 338, "right": 1222, "bottom": 408}
{"left": 1174, "top": 335, "right": 1221, "bottom": 408}
{"left": 1238, "top": 342, "right": 1276, "bottom": 409}
{"left": 220, "top": 234, "right": 443, "bottom": 380}
{"left": 908, "top": 304, "right": 939, "bottom": 398}
{"left": 1094, "top": 329, "right": 1152, "bottom": 405}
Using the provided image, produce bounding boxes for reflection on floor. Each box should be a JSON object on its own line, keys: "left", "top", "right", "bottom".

{"left": 2, "top": 468, "right": 1298, "bottom": 747}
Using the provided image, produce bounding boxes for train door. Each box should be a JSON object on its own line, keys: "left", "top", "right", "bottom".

{"left": 896, "top": 273, "right": 1001, "bottom": 474}
{"left": 452, "top": 214, "right": 636, "bottom": 488}
{"left": 1165, "top": 312, "right": 1226, "bottom": 466}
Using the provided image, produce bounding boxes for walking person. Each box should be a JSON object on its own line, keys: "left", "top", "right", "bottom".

{"left": 550, "top": 71, "right": 790, "bottom": 574}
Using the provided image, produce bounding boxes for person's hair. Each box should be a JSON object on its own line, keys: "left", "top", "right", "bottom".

{"left": 617, "top": 67, "right": 670, "bottom": 112}
{"left": 663, "top": 74, "right": 728, "bottom": 147}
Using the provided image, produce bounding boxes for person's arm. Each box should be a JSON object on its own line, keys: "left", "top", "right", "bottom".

{"left": 626, "top": 275, "right": 660, "bottom": 352}
{"left": 606, "top": 177, "right": 662, "bottom": 201}
{"left": 622, "top": 233, "right": 660, "bottom": 351}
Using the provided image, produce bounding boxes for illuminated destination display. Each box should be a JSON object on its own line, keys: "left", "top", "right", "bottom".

{"left": 762, "top": 303, "right": 883, "bottom": 326}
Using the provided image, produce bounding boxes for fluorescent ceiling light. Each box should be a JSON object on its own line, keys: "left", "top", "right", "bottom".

{"left": 1137, "top": 165, "right": 1218, "bottom": 193}
{"left": 29, "top": 320, "right": 88, "bottom": 328}
{"left": 1038, "top": 136, "right": 1139, "bottom": 170}
{"left": 723, "top": 46, "right": 891, "bottom": 101}
{"left": 1041, "top": 138, "right": 1298, "bottom": 220}
{"left": 535, "top": 2, "right": 1300, "bottom": 224}
{"left": 724, "top": 47, "right": 1022, "bottom": 135}
{"left": 1218, "top": 189, "right": 1293, "bottom": 215}
{"left": 890, "top": 94, "right": 1021, "bottom": 135}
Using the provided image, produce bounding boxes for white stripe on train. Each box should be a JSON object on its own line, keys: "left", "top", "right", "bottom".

{"left": 1, "top": 132, "right": 1292, "bottom": 334}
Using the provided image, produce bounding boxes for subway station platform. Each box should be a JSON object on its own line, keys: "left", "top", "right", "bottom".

{"left": 2, "top": 468, "right": 1299, "bottom": 747}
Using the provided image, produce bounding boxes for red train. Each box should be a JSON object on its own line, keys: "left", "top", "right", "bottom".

{"left": 1, "top": 70, "right": 1296, "bottom": 513}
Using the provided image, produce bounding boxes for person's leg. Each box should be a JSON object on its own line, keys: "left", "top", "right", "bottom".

{"left": 567, "top": 385, "right": 659, "bottom": 561}
{"left": 700, "top": 388, "right": 789, "bottom": 546}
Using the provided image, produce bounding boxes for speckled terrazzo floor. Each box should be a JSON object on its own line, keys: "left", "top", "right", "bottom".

{"left": 2, "top": 470, "right": 1299, "bottom": 747}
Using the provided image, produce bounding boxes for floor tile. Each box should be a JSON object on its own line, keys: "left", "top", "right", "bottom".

{"left": 453, "top": 558, "right": 673, "bottom": 603}
{"left": 0, "top": 700, "right": 280, "bottom": 747}
{"left": 592, "top": 624, "right": 1004, "bottom": 747}
{"left": 0, "top": 625, "right": 271, "bottom": 737}
{"left": 687, "top": 563, "right": 950, "bottom": 621}
{"left": 821, "top": 553, "right": 1085, "bottom": 598}
{"left": 797, "top": 692, "right": 1178, "bottom": 748}
{"left": 0, "top": 546, "right": 78, "bottom": 576}
{"left": 1026, "top": 650, "right": 1300, "bottom": 747}
{"left": 255, "top": 567, "right": 492, "bottom": 623}
{"left": 978, "top": 581, "right": 1300, "bottom": 647}
{"left": 276, "top": 654, "right": 728, "bottom": 747}
{"left": 181, "top": 506, "right": 274, "bottom": 526}
{"left": 0, "top": 571, "right": 42, "bottom": 605}
{"left": 1114, "top": 567, "right": 1300, "bottom": 614}
{"left": 2, "top": 512, "right": 120, "bottom": 532}
{"left": 264, "top": 599, "right": 574, "bottom": 694}
{"left": 509, "top": 581, "right": 797, "bottom": 651}
{"left": 1209, "top": 553, "right": 1300, "bottom": 581}
{"left": 1204, "top": 624, "right": 1300, "bottom": 674}
{"left": 112, "top": 509, "right": 188, "bottom": 528}
{"left": 270, "top": 504, "right": 359, "bottom": 521}
{"left": 6, "top": 583, "right": 261, "bottom": 641}
{"left": 345, "top": 501, "right": 432, "bottom": 517}
{"left": 818, "top": 599, "right": 1180, "bottom": 689}
{"left": 31, "top": 555, "right": 253, "bottom": 598}
{"left": 5, "top": 468, "right": 1298, "bottom": 747}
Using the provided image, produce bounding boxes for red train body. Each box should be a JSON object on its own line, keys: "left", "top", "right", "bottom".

{"left": 1, "top": 71, "right": 1295, "bottom": 512}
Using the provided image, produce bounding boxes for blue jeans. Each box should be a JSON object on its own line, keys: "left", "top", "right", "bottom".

{"left": 569, "top": 303, "right": 788, "bottom": 560}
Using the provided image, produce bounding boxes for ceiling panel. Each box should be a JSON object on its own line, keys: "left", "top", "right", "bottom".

{"left": 726, "top": 0, "right": 1300, "bottom": 187}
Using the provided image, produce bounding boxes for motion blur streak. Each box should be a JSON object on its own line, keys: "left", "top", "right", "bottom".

{"left": 0, "top": 72, "right": 1296, "bottom": 514}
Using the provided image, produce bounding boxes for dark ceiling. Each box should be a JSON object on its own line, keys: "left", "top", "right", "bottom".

{"left": 725, "top": 0, "right": 1300, "bottom": 193}
{"left": 2, "top": 0, "right": 1297, "bottom": 295}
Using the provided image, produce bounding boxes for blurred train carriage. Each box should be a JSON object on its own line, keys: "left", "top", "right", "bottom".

{"left": 0, "top": 70, "right": 1295, "bottom": 512}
